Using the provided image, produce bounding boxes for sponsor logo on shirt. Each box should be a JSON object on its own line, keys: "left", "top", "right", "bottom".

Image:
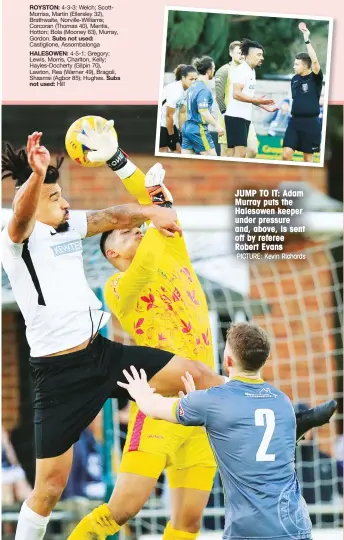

{"left": 245, "top": 387, "right": 277, "bottom": 398}
{"left": 178, "top": 402, "right": 185, "bottom": 416}
{"left": 51, "top": 239, "right": 82, "bottom": 257}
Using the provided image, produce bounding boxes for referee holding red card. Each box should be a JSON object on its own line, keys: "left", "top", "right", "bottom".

{"left": 283, "top": 23, "right": 323, "bottom": 163}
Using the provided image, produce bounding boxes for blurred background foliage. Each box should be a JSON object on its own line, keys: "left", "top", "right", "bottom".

{"left": 166, "top": 11, "right": 330, "bottom": 75}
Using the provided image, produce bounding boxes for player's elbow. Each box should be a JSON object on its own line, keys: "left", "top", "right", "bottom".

{"left": 312, "top": 62, "right": 321, "bottom": 74}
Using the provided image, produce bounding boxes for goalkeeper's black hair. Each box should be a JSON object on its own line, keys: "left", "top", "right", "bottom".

{"left": 193, "top": 56, "right": 214, "bottom": 75}
{"left": 100, "top": 230, "right": 112, "bottom": 259}
{"left": 240, "top": 38, "right": 265, "bottom": 57}
{"left": 2, "top": 143, "right": 64, "bottom": 189}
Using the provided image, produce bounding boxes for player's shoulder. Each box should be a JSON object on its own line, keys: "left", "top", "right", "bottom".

{"left": 2, "top": 220, "right": 43, "bottom": 247}
{"left": 237, "top": 61, "right": 248, "bottom": 72}
{"left": 206, "top": 382, "right": 233, "bottom": 399}
{"left": 231, "top": 62, "right": 248, "bottom": 80}
{"left": 215, "top": 63, "right": 229, "bottom": 76}
{"left": 312, "top": 68, "right": 323, "bottom": 78}
{"left": 163, "top": 80, "right": 177, "bottom": 96}
{"left": 105, "top": 272, "right": 123, "bottom": 294}
{"left": 194, "top": 80, "right": 204, "bottom": 91}
{"left": 104, "top": 272, "right": 124, "bottom": 312}
{"left": 169, "top": 80, "right": 183, "bottom": 94}
{"left": 265, "top": 383, "right": 294, "bottom": 407}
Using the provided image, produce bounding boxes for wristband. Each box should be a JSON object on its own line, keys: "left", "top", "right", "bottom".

{"left": 106, "top": 148, "right": 128, "bottom": 172}
{"left": 158, "top": 201, "right": 172, "bottom": 208}
{"left": 304, "top": 40, "right": 310, "bottom": 44}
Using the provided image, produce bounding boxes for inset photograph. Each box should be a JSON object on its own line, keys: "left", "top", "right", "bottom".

{"left": 155, "top": 8, "right": 333, "bottom": 167}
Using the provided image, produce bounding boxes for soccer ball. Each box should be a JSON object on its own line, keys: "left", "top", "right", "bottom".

{"left": 65, "top": 115, "right": 118, "bottom": 167}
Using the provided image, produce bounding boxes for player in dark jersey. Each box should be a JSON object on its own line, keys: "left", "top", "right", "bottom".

{"left": 119, "top": 322, "right": 338, "bottom": 540}
{"left": 283, "top": 24, "right": 323, "bottom": 162}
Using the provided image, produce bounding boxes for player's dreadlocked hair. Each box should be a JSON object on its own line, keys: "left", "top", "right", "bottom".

{"left": 1, "top": 143, "right": 64, "bottom": 189}
{"left": 240, "top": 38, "right": 265, "bottom": 57}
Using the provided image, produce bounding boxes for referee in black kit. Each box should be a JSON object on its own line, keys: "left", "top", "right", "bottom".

{"left": 283, "top": 24, "right": 323, "bottom": 163}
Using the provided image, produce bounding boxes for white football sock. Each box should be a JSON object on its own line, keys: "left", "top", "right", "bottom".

{"left": 15, "top": 501, "right": 50, "bottom": 540}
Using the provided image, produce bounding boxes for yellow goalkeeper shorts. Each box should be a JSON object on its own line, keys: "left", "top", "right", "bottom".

{"left": 119, "top": 402, "right": 216, "bottom": 491}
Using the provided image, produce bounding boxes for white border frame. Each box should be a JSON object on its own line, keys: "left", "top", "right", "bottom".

{"left": 154, "top": 6, "right": 334, "bottom": 168}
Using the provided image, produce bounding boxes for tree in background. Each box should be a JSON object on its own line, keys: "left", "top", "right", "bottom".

{"left": 166, "top": 11, "right": 329, "bottom": 76}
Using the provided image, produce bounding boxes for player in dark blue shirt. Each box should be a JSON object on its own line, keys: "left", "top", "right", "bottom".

{"left": 181, "top": 56, "right": 224, "bottom": 156}
{"left": 283, "top": 24, "right": 323, "bottom": 163}
{"left": 119, "top": 322, "right": 337, "bottom": 540}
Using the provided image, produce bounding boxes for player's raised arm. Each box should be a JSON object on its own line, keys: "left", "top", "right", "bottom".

{"left": 75, "top": 119, "right": 181, "bottom": 238}
{"left": 86, "top": 164, "right": 177, "bottom": 237}
{"left": 86, "top": 203, "right": 179, "bottom": 238}
{"left": 107, "top": 150, "right": 173, "bottom": 209}
{"left": 3, "top": 133, "right": 50, "bottom": 243}
{"left": 300, "top": 25, "right": 321, "bottom": 74}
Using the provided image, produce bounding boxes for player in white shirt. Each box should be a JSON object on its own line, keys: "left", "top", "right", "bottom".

{"left": 1, "top": 126, "right": 225, "bottom": 540}
{"left": 159, "top": 65, "right": 198, "bottom": 153}
{"left": 225, "top": 38, "right": 278, "bottom": 158}
{"left": 216, "top": 40, "right": 259, "bottom": 158}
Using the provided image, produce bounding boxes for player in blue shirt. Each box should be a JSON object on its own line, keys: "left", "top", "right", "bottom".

{"left": 119, "top": 322, "right": 337, "bottom": 540}
{"left": 182, "top": 56, "right": 224, "bottom": 156}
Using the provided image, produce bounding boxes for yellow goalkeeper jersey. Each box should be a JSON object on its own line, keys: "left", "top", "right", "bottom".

{"left": 104, "top": 169, "right": 214, "bottom": 370}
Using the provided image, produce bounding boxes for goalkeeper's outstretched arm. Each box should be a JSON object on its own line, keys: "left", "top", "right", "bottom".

{"left": 77, "top": 119, "right": 180, "bottom": 237}
{"left": 79, "top": 116, "right": 173, "bottom": 208}
{"left": 107, "top": 148, "right": 173, "bottom": 209}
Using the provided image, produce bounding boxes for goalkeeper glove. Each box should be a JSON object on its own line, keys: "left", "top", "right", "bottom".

{"left": 76, "top": 118, "right": 118, "bottom": 163}
{"left": 145, "top": 163, "right": 173, "bottom": 208}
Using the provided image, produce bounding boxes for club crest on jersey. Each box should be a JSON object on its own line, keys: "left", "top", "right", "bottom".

{"left": 301, "top": 83, "right": 309, "bottom": 93}
{"left": 278, "top": 484, "right": 312, "bottom": 537}
{"left": 178, "top": 402, "right": 185, "bottom": 417}
{"left": 50, "top": 239, "right": 82, "bottom": 257}
{"left": 245, "top": 388, "right": 277, "bottom": 398}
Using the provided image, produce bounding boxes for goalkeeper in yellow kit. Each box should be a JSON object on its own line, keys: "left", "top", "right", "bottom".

{"left": 98, "top": 155, "right": 216, "bottom": 540}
